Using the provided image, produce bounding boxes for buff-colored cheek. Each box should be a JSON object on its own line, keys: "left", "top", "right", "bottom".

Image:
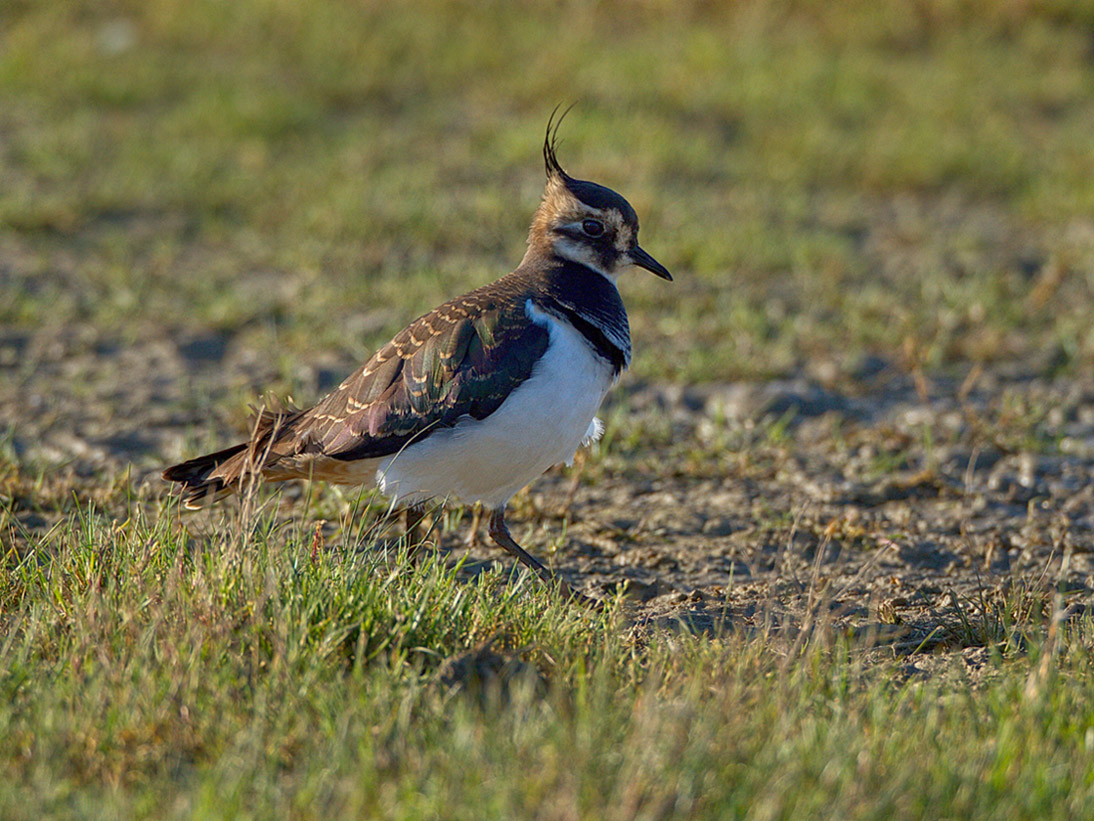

{"left": 614, "top": 227, "right": 633, "bottom": 253}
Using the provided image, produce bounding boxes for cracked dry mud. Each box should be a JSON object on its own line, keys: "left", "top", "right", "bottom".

{"left": 3, "top": 320, "right": 1093, "bottom": 657}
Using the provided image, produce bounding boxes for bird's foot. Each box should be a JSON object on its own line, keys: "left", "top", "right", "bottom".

{"left": 487, "top": 509, "right": 601, "bottom": 610}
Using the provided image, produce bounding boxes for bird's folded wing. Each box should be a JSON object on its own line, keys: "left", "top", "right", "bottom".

{"left": 293, "top": 297, "right": 549, "bottom": 462}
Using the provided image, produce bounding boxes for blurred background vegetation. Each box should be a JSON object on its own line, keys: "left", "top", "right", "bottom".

{"left": 2, "top": 0, "right": 1094, "bottom": 384}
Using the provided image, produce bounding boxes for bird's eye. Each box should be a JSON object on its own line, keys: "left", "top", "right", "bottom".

{"left": 582, "top": 219, "right": 605, "bottom": 237}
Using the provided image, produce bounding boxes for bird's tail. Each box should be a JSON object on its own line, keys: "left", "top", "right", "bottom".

{"left": 162, "top": 444, "right": 250, "bottom": 509}
{"left": 163, "top": 399, "right": 303, "bottom": 509}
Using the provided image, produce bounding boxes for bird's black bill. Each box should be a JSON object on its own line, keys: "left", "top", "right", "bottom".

{"left": 630, "top": 245, "right": 672, "bottom": 281}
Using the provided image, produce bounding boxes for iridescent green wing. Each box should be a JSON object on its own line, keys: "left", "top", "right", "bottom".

{"left": 297, "top": 292, "right": 549, "bottom": 461}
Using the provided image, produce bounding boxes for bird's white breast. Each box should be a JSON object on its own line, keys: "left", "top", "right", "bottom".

{"left": 375, "top": 301, "right": 615, "bottom": 509}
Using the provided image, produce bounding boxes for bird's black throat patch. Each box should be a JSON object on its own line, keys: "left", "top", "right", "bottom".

{"left": 530, "top": 258, "right": 632, "bottom": 377}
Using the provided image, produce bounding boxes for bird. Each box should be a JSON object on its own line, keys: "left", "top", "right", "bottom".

{"left": 163, "top": 111, "right": 672, "bottom": 604}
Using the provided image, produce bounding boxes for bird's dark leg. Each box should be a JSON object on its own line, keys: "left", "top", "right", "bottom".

{"left": 402, "top": 505, "right": 430, "bottom": 559}
{"left": 487, "top": 509, "right": 599, "bottom": 609}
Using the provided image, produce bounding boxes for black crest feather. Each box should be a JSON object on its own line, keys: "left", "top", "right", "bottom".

{"left": 543, "top": 104, "right": 575, "bottom": 181}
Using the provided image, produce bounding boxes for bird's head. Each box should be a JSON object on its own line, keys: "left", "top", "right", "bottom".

{"left": 526, "top": 111, "right": 672, "bottom": 284}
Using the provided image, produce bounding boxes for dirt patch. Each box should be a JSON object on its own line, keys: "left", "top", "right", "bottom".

{"left": 3, "top": 317, "right": 1093, "bottom": 659}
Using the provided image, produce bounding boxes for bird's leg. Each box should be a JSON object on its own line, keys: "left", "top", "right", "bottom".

{"left": 464, "top": 502, "right": 483, "bottom": 548}
{"left": 487, "top": 509, "right": 550, "bottom": 579}
{"left": 402, "top": 505, "right": 430, "bottom": 560}
{"left": 487, "top": 509, "right": 600, "bottom": 609}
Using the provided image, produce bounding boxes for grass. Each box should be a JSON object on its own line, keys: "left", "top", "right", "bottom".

{"left": 1, "top": 495, "right": 1093, "bottom": 819}
{"left": 6, "top": 1, "right": 1094, "bottom": 816}
{"left": 3, "top": 0, "right": 1094, "bottom": 384}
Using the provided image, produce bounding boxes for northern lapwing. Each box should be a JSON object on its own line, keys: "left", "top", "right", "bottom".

{"left": 163, "top": 111, "right": 672, "bottom": 604}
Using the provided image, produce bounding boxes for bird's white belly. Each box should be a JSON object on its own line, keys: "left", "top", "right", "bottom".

{"left": 376, "top": 311, "right": 614, "bottom": 509}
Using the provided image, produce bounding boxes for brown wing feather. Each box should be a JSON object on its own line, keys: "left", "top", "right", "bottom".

{"left": 292, "top": 276, "right": 549, "bottom": 462}
{"left": 163, "top": 272, "right": 551, "bottom": 504}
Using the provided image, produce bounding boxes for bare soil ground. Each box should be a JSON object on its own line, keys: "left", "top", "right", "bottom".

{"left": 4, "top": 309, "right": 1092, "bottom": 664}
